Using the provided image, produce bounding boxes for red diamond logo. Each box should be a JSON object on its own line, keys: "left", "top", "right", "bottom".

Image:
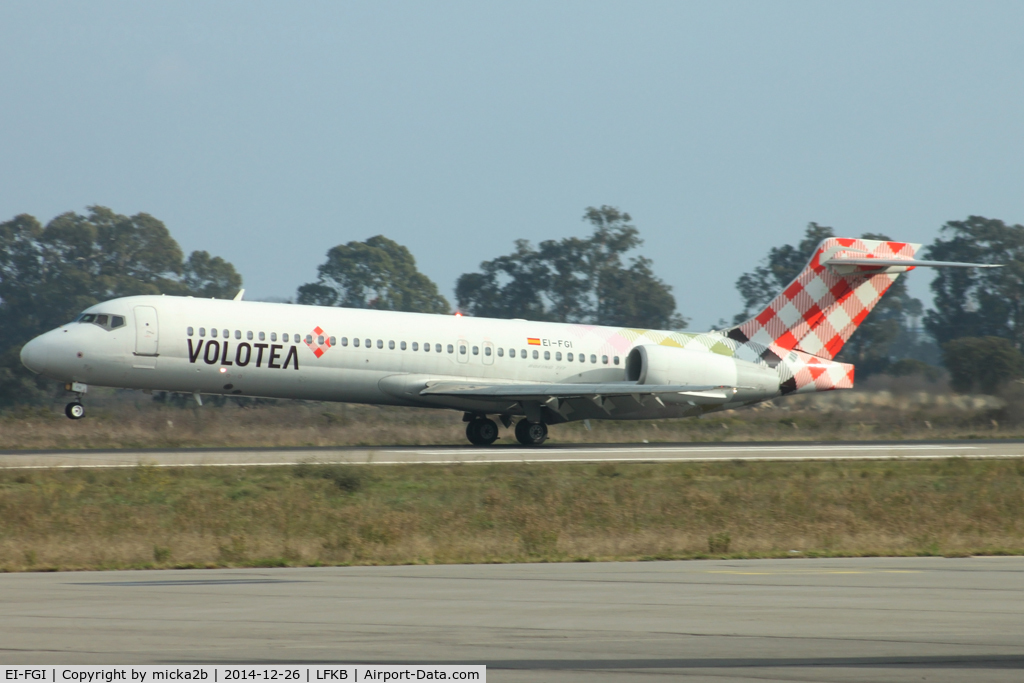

{"left": 305, "top": 326, "right": 332, "bottom": 359}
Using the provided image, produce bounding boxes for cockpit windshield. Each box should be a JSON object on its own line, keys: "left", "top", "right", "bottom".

{"left": 75, "top": 313, "right": 126, "bottom": 330}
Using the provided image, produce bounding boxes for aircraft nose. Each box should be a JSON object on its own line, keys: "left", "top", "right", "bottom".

{"left": 20, "top": 333, "right": 53, "bottom": 375}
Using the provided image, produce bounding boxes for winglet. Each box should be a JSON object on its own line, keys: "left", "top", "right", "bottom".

{"left": 233, "top": 289, "right": 245, "bottom": 301}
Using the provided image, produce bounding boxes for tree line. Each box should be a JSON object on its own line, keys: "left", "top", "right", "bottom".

{"left": 297, "top": 206, "right": 686, "bottom": 330}
{"left": 2, "top": 205, "right": 1023, "bottom": 406}
{"left": 0, "top": 207, "right": 241, "bottom": 405}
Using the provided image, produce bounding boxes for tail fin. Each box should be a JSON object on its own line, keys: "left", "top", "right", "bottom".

{"left": 726, "top": 238, "right": 921, "bottom": 360}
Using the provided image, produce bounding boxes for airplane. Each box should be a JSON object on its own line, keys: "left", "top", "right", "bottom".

{"left": 19, "top": 238, "right": 996, "bottom": 446}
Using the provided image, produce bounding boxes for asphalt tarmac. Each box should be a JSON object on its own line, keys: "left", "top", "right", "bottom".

{"left": 1, "top": 440, "right": 1023, "bottom": 469}
{"left": 1, "top": 558, "right": 1022, "bottom": 682}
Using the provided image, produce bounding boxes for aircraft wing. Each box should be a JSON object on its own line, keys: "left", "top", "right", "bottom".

{"left": 419, "top": 381, "right": 742, "bottom": 405}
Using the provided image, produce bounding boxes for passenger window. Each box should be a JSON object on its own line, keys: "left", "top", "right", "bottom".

{"left": 222, "top": 329, "right": 229, "bottom": 338}
{"left": 187, "top": 327, "right": 194, "bottom": 336}
{"left": 472, "top": 346, "right": 478, "bottom": 355}
{"left": 211, "top": 329, "right": 218, "bottom": 338}
{"left": 422, "top": 342, "right": 429, "bottom": 352}
{"left": 341, "top": 337, "right": 348, "bottom": 346}
{"left": 567, "top": 352, "right": 573, "bottom": 361}
{"left": 521, "top": 349, "right": 527, "bottom": 358}
{"left": 377, "top": 340, "right": 384, "bottom": 349}
{"left": 412, "top": 342, "right": 419, "bottom": 351}
{"left": 329, "top": 336, "right": 336, "bottom": 346}
{"left": 247, "top": 331, "right": 253, "bottom": 340}
{"left": 614, "top": 356, "right": 620, "bottom": 365}
{"left": 354, "top": 338, "right": 360, "bottom": 347}
{"left": 591, "top": 354, "right": 597, "bottom": 363}
{"left": 306, "top": 334, "right": 314, "bottom": 344}
{"left": 199, "top": 328, "right": 206, "bottom": 337}
{"left": 270, "top": 332, "right": 277, "bottom": 342}
{"left": 318, "top": 335, "right": 325, "bottom": 345}
{"left": 112, "top": 316, "right": 125, "bottom": 329}
{"left": 259, "top": 332, "right": 265, "bottom": 341}
{"left": 365, "top": 339, "right": 371, "bottom": 348}
{"left": 544, "top": 351, "right": 550, "bottom": 360}
{"left": 447, "top": 344, "right": 454, "bottom": 354}
{"left": 602, "top": 355, "right": 609, "bottom": 365}
{"left": 497, "top": 348, "right": 504, "bottom": 357}
{"left": 532, "top": 350, "right": 539, "bottom": 359}
{"left": 400, "top": 341, "right": 407, "bottom": 350}
{"left": 485, "top": 346, "right": 492, "bottom": 356}
{"left": 435, "top": 343, "right": 442, "bottom": 353}
{"left": 388, "top": 340, "right": 395, "bottom": 350}
{"left": 235, "top": 330, "right": 241, "bottom": 340}
{"left": 460, "top": 345, "right": 467, "bottom": 355}
{"left": 556, "top": 352, "right": 562, "bottom": 361}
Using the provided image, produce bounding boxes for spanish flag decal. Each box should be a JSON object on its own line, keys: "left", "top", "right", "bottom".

{"left": 527, "top": 337, "right": 541, "bottom": 345}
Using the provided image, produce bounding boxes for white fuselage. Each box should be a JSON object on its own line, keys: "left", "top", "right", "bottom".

{"left": 20, "top": 295, "right": 785, "bottom": 422}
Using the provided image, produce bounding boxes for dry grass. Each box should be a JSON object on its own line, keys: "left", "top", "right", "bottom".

{"left": 0, "top": 401, "right": 468, "bottom": 450}
{"left": 1, "top": 381, "right": 1023, "bottom": 450}
{"left": 2, "top": 459, "right": 1023, "bottom": 572}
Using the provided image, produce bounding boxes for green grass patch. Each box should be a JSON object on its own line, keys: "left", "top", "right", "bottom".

{"left": 1, "top": 459, "right": 1023, "bottom": 571}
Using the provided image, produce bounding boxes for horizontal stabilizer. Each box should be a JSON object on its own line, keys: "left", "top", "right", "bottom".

{"left": 823, "top": 257, "right": 1001, "bottom": 269}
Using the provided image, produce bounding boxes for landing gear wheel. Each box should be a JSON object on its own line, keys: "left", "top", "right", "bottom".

{"left": 466, "top": 418, "right": 499, "bottom": 446}
{"left": 65, "top": 402, "right": 85, "bottom": 420}
{"left": 515, "top": 419, "right": 547, "bottom": 446}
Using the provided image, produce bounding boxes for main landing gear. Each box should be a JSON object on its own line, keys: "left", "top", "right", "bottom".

{"left": 464, "top": 414, "right": 548, "bottom": 446}
{"left": 466, "top": 417, "right": 500, "bottom": 446}
{"left": 514, "top": 419, "right": 548, "bottom": 446}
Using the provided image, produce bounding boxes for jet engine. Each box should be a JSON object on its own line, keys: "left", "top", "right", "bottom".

{"left": 625, "top": 344, "right": 779, "bottom": 399}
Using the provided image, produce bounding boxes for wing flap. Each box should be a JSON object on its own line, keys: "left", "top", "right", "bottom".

{"left": 420, "top": 381, "right": 741, "bottom": 405}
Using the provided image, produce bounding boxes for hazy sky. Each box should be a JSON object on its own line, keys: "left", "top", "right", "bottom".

{"left": 3, "top": 2, "right": 1023, "bottom": 329}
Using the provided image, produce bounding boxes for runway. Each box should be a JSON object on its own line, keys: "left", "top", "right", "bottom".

{"left": 1, "top": 439, "right": 1024, "bottom": 469}
{"left": 1, "top": 557, "right": 1022, "bottom": 682}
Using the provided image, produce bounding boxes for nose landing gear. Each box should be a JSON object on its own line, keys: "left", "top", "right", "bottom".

{"left": 63, "top": 382, "right": 88, "bottom": 420}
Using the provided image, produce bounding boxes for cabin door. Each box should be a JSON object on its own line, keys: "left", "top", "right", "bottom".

{"left": 134, "top": 306, "right": 160, "bottom": 357}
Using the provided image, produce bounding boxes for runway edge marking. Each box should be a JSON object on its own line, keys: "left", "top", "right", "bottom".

{"left": 1, "top": 452, "right": 1022, "bottom": 470}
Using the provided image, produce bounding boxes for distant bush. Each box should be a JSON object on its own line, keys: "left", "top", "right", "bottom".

{"left": 886, "top": 358, "right": 942, "bottom": 382}
{"left": 942, "top": 336, "right": 1024, "bottom": 394}
{"left": 707, "top": 532, "right": 732, "bottom": 554}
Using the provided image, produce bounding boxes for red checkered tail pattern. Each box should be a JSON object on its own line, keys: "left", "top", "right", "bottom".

{"left": 726, "top": 238, "right": 922, "bottom": 361}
